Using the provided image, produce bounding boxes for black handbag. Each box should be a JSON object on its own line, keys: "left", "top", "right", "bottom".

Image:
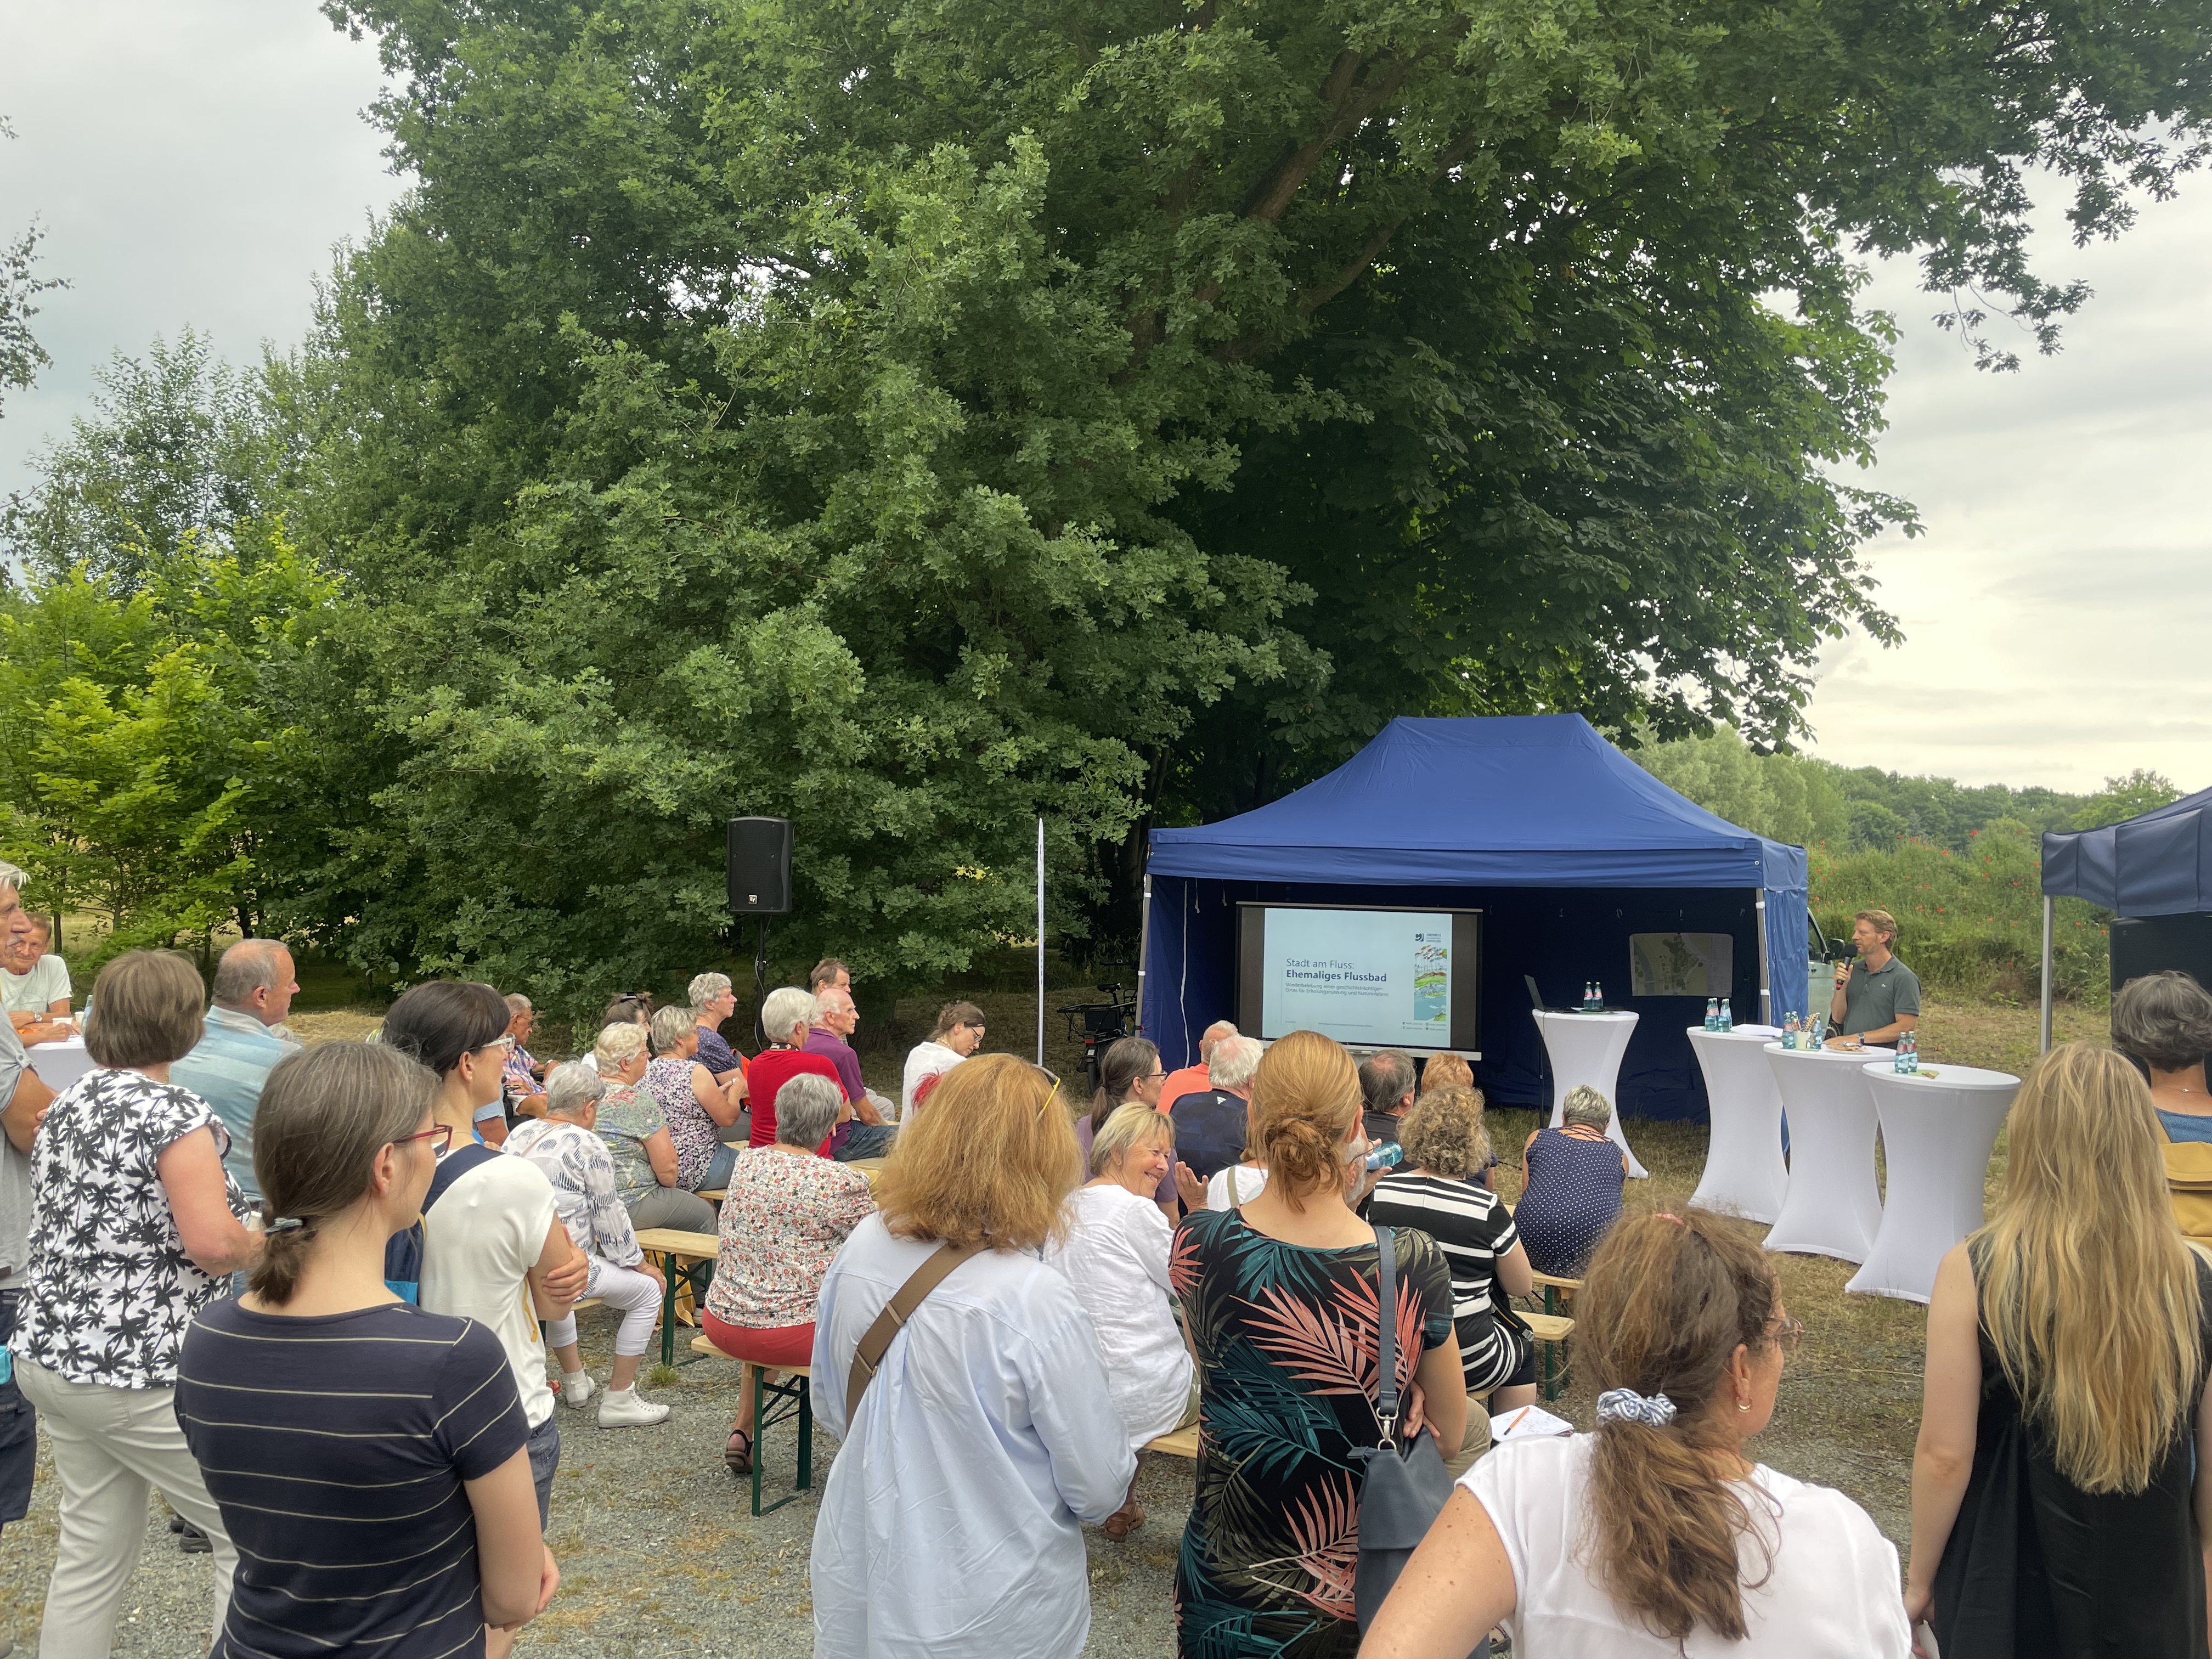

{"left": 1353, "top": 1226, "right": 1486, "bottom": 1656}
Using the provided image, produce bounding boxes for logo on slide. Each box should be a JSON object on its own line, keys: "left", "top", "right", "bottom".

{"left": 1413, "top": 931, "right": 1448, "bottom": 1024}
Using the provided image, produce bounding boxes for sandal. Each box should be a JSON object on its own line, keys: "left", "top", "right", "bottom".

{"left": 1102, "top": 1501, "right": 1146, "bottom": 1541}
{"left": 724, "top": 1429, "right": 753, "bottom": 1475}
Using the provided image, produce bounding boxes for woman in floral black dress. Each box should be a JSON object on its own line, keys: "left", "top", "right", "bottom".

{"left": 1173, "top": 1030, "right": 1463, "bottom": 1659}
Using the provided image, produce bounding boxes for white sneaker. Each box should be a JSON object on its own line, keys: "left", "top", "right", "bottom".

{"left": 597, "top": 1386, "right": 670, "bottom": 1427}
{"left": 558, "top": 1371, "right": 595, "bottom": 1410}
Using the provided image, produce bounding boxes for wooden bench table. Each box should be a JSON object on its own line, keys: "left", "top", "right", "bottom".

{"left": 633, "top": 1227, "right": 719, "bottom": 1368}
{"left": 691, "top": 1334, "right": 814, "bottom": 1514}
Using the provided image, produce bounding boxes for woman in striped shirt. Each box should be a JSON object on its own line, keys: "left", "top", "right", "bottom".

{"left": 1367, "top": 1085, "right": 1536, "bottom": 1468}
{"left": 177, "top": 1041, "right": 556, "bottom": 1659}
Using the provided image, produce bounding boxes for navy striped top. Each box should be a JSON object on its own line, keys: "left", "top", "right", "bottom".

{"left": 176, "top": 1297, "right": 529, "bottom": 1659}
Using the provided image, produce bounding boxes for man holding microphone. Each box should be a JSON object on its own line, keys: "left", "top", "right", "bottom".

{"left": 1825, "top": 907, "right": 1921, "bottom": 1049}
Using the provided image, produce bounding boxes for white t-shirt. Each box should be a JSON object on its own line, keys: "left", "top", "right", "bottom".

{"left": 1465, "top": 1435, "right": 1910, "bottom": 1657}
{"left": 900, "top": 1041, "right": 964, "bottom": 1116}
{"left": 1043, "top": 1183, "right": 1193, "bottom": 1449}
{"left": 1, "top": 953, "right": 70, "bottom": 1014}
{"left": 1206, "top": 1163, "right": 1269, "bottom": 1210}
{"left": 418, "top": 1151, "right": 561, "bottom": 1427}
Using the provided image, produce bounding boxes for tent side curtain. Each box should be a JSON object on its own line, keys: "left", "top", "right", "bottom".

{"left": 1766, "top": 889, "right": 1809, "bottom": 1025}
{"left": 2042, "top": 788, "right": 2212, "bottom": 917}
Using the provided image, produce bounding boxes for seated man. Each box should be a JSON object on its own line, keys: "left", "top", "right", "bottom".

{"left": 1169, "top": 1034, "right": 1262, "bottom": 1180}
{"left": 1, "top": 915, "right": 72, "bottom": 1046}
{"left": 170, "top": 938, "right": 302, "bottom": 1207}
{"left": 501, "top": 992, "right": 549, "bottom": 1119}
{"left": 807, "top": 987, "right": 895, "bottom": 1161}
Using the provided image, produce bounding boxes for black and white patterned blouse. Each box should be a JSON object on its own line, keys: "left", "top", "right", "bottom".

{"left": 15, "top": 1068, "right": 245, "bottom": 1390}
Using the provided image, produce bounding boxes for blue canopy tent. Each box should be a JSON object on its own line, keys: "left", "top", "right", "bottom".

{"left": 1141, "top": 715, "right": 1810, "bottom": 1122}
{"left": 2038, "top": 784, "right": 2212, "bottom": 1048}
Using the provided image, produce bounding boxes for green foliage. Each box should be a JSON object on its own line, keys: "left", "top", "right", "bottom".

{"left": 0, "top": 118, "right": 65, "bottom": 420}
{"left": 0, "top": 526, "right": 336, "bottom": 964}
{"left": 1632, "top": 727, "right": 1848, "bottom": 847}
{"left": 2069, "top": 769, "right": 2182, "bottom": 830}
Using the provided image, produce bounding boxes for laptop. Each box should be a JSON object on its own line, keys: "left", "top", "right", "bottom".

{"left": 1525, "top": 975, "right": 1575, "bottom": 1014}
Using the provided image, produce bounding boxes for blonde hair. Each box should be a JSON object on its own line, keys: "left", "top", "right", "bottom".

{"left": 1400, "top": 1086, "right": 1489, "bottom": 1179}
{"left": 1091, "top": 1100, "right": 1173, "bottom": 1178}
{"left": 594, "top": 1022, "right": 650, "bottom": 1071}
{"left": 1420, "top": 1052, "right": 1475, "bottom": 1093}
{"left": 1246, "top": 1030, "right": 1360, "bottom": 1211}
{"left": 1977, "top": 1041, "right": 2203, "bottom": 1493}
{"left": 1855, "top": 907, "right": 1899, "bottom": 944}
{"left": 877, "top": 1053, "right": 1076, "bottom": 1251}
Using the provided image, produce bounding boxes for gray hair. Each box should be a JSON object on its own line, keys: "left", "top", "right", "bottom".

{"left": 212, "top": 938, "right": 290, "bottom": 1006}
{"left": 760, "top": 986, "right": 818, "bottom": 1044}
{"left": 0, "top": 861, "right": 25, "bottom": 895}
{"left": 504, "top": 992, "right": 532, "bottom": 1016}
{"left": 649, "top": 1003, "right": 696, "bottom": 1055}
{"left": 594, "top": 1022, "right": 651, "bottom": 1072}
{"left": 2113, "top": 970, "right": 2212, "bottom": 1073}
{"left": 1359, "top": 1049, "right": 1417, "bottom": 1115}
{"left": 1090, "top": 1100, "right": 1173, "bottom": 1178}
{"left": 545, "top": 1060, "right": 609, "bottom": 1119}
{"left": 689, "top": 971, "right": 734, "bottom": 1011}
{"left": 1209, "top": 1035, "right": 1263, "bottom": 1092}
{"left": 773, "top": 1071, "right": 843, "bottom": 1150}
{"left": 1562, "top": 1084, "right": 1613, "bottom": 1131}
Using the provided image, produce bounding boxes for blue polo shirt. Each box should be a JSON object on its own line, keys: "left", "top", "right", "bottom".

{"left": 170, "top": 1006, "right": 300, "bottom": 1200}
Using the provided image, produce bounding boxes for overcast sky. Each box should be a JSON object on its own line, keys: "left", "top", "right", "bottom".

{"left": 5, "top": 1, "right": 2208, "bottom": 798}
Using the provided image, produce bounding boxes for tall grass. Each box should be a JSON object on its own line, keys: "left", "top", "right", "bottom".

{"left": 1809, "top": 825, "right": 2109, "bottom": 1004}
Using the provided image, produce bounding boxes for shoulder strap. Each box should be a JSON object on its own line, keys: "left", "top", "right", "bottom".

{"left": 1372, "top": 1224, "right": 1398, "bottom": 1449}
{"left": 427, "top": 1142, "right": 501, "bottom": 1212}
{"left": 846, "top": 1241, "right": 986, "bottom": 1424}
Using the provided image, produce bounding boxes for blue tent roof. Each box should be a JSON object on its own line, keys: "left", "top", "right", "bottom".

{"left": 2042, "top": 785, "right": 2212, "bottom": 916}
{"left": 1148, "top": 715, "right": 1807, "bottom": 891}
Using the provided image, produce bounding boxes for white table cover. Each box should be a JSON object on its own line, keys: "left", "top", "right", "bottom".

{"left": 26, "top": 1034, "right": 92, "bottom": 1096}
{"left": 1761, "top": 1043, "right": 1883, "bottom": 1262}
{"left": 1532, "top": 1009, "right": 1646, "bottom": 1179}
{"left": 1847, "top": 1061, "right": 2019, "bottom": 1304}
{"left": 1686, "top": 1028, "right": 1790, "bottom": 1223}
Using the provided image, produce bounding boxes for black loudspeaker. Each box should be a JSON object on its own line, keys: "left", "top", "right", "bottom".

{"left": 2111, "top": 913, "right": 2212, "bottom": 996}
{"left": 726, "top": 817, "right": 793, "bottom": 916}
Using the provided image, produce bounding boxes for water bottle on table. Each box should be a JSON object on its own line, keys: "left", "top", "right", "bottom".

{"left": 1705, "top": 997, "right": 1719, "bottom": 1031}
{"left": 1718, "top": 997, "right": 1733, "bottom": 1032}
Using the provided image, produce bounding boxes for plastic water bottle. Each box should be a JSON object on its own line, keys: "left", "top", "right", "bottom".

{"left": 1364, "top": 1141, "right": 1404, "bottom": 1172}
{"left": 1719, "top": 997, "right": 1733, "bottom": 1032}
{"left": 1705, "top": 997, "right": 1719, "bottom": 1031}
{"left": 1894, "top": 1030, "right": 1919, "bottom": 1074}
{"left": 1783, "top": 1014, "right": 1801, "bottom": 1050}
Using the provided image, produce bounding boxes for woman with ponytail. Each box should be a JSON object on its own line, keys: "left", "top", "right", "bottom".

{"left": 1173, "top": 1030, "right": 1464, "bottom": 1659}
{"left": 1079, "top": 1035, "right": 1180, "bottom": 1219}
{"left": 176, "top": 1042, "right": 556, "bottom": 1657}
{"left": 1905, "top": 1041, "right": 2212, "bottom": 1657}
{"left": 1365, "top": 1211, "right": 1909, "bottom": 1658}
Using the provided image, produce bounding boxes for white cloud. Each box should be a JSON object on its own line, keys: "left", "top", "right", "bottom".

{"left": 0, "top": 0, "right": 397, "bottom": 486}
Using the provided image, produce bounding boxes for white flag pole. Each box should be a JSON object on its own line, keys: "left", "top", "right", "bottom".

{"left": 1036, "top": 817, "right": 1046, "bottom": 1065}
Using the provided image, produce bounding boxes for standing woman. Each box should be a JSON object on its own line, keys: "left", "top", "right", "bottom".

{"left": 13, "top": 950, "right": 263, "bottom": 1659}
{"left": 810, "top": 1054, "right": 1133, "bottom": 1659}
{"left": 1906, "top": 1041, "right": 2212, "bottom": 1657}
{"left": 176, "top": 1041, "right": 556, "bottom": 1657}
{"left": 1173, "top": 1029, "right": 1465, "bottom": 1659}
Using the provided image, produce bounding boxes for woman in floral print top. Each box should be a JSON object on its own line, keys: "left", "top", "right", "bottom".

{"left": 701, "top": 1071, "right": 872, "bottom": 1471}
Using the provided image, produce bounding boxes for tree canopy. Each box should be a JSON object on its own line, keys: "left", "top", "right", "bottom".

{"left": 17, "top": 0, "right": 2212, "bottom": 1001}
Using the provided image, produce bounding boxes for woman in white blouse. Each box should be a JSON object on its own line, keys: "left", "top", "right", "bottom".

{"left": 1365, "top": 1210, "right": 1910, "bottom": 1659}
{"left": 898, "top": 1000, "right": 984, "bottom": 1117}
{"left": 1045, "top": 1102, "right": 1197, "bottom": 1539}
{"left": 811, "top": 1054, "right": 1132, "bottom": 1659}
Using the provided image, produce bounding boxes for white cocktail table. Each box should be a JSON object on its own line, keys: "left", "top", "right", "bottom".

{"left": 1847, "top": 1062, "right": 2019, "bottom": 1303}
{"left": 1761, "top": 1043, "right": 1883, "bottom": 1262}
{"left": 1532, "top": 1009, "right": 1646, "bottom": 1178}
{"left": 26, "top": 1034, "right": 92, "bottom": 1096}
{"left": 1686, "top": 1028, "right": 1790, "bottom": 1223}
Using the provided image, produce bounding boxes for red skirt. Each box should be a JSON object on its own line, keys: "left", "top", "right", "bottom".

{"left": 702, "top": 1308, "right": 814, "bottom": 1368}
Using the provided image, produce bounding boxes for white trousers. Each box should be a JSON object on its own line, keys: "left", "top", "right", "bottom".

{"left": 546, "top": 1259, "right": 662, "bottom": 1357}
{"left": 17, "top": 1357, "right": 237, "bottom": 1659}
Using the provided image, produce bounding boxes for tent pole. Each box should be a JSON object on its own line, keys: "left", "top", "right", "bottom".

{"left": 1753, "top": 891, "right": 1771, "bottom": 1024}
{"left": 2039, "top": 895, "right": 2054, "bottom": 1054}
{"left": 1036, "top": 817, "right": 1046, "bottom": 1067}
{"left": 1136, "top": 872, "right": 1152, "bottom": 1038}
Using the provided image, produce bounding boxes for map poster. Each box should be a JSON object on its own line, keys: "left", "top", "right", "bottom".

{"left": 1627, "top": 932, "right": 1735, "bottom": 998}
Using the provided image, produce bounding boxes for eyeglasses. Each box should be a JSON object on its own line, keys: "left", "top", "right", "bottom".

{"left": 475, "top": 1035, "right": 515, "bottom": 1055}
{"left": 1035, "top": 1068, "right": 1061, "bottom": 1118}
{"left": 1768, "top": 1313, "right": 1805, "bottom": 1356}
{"left": 395, "top": 1124, "right": 454, "bottom": 1156}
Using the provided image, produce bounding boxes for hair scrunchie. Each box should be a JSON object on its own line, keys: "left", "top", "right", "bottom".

{"left": 266, "top": 1217, "right": 306, "bottom": 1234}
{"left": 1595, "top": 1387, "right": 1677, "bottom": 1428}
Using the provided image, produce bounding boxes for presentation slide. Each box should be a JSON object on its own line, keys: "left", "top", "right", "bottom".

{"left": 1239, "top": 905, "right": 1481, "bottom": 1053}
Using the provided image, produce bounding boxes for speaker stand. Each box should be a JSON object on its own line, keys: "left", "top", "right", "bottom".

{"left": 751, "top": 918, "right": 771, "bottom": 1049}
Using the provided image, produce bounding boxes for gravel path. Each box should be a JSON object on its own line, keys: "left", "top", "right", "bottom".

{"left": 0, "top": 1306, "right": 1190, "bottom": 1657}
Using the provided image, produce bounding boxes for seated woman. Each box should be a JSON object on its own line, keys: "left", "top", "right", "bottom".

{"left": 1514, "top": 1084, "right": 1627, "bottom": 1277}
{"left": 1046, "top": 1102, "right": 1197, "bottom": 1540}
{"left": 590, "top": 1023, "right": 716, "bottom": 1232}
{"left": 1365, "top": 1211, "right": 1910, "bottom": 1659}
{"left": 644, "top": 1005, "right": 742, "bottom": 1192}
{"left": 900, "top": 1001, "right": 984, "bottom": 1117}
{"left": 1369, "top": 1085, "right": 1536, "bottom": 1470}
{"left": 506, "top": 1062, "right": 673, "bottom": 1428}
{"left": 1420, "top": 1051, "right": 1475, "bottom": 1093}
{"left": 702, "top": 1073, "right": 873, "bottom": 1474}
